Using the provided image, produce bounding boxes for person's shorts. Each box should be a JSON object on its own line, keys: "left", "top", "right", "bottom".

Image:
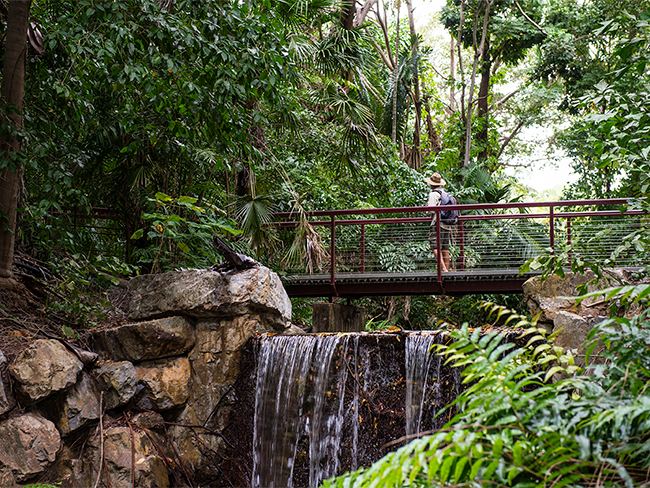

{"left": 429, "top": 225, "right": 451, "bottom": 251}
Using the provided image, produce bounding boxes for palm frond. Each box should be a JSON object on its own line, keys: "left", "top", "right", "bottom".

{"left": 282, "top": 196, "right": 329, "bottom": 274}
{"left": 234, "top": 193, "right": 279, "bottom": 252}
{"left": 276, "top": 0, "right": 339, "bottom": 27}
{"left": 314, "top": 27, "right": 370, "bottom": 77}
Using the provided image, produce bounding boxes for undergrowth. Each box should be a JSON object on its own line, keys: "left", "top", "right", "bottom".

{"left": 324, "top": 287, "right": 650, "bottom": 487}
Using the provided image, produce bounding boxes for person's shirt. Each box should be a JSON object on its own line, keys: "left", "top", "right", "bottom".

{"left": 427, "top": 187, "right": 452, "bottom": 229}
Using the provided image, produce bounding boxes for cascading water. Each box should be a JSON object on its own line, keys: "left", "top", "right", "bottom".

{"left": 252, "top": 334, "right": 353, "bottom": 488}
{"left": 248, "top": 331, "right": 463, "bottom": 488}
{"left": 405, "top": 331, "right": 461, "bottom": 437}
{"left": 252, "top": 335, "right": 317, "bottom": 488}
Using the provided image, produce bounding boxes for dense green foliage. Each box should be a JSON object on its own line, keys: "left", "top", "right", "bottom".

{"left": 549, "top": 10, "right": 650, "bottom": 199}
{"left": 1, "top": 0, "right": 648, "bottom": 330}
{"left": 324, "top": 292, "right": 650, "bottom": 487}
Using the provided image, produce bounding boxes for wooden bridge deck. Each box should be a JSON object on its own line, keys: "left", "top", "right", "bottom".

{"left": 282, "top": 269, "right": 543, "bottom": 297}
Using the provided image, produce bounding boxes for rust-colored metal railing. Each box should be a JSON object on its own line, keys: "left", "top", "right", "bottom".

{"left": 273, "top": 199, "right": 647, "bottom": 296}
{"left": 49, "top": 206, "right": 121, "bottom": 237}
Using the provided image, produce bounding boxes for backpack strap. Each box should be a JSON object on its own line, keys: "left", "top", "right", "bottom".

{"left": 433, "top": 189, "right": 449, "bottom": 205}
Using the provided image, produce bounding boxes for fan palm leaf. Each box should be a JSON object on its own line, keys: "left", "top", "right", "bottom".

{"left": 281, "top": 195, "right": 329, "bottom": 274}
{"left": 234, "top": 193, "right": 278, "bottom": 252}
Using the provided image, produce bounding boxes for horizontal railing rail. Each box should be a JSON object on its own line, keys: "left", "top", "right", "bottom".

{"left": 48, "top": 205, "right": 122, "bottom": 237}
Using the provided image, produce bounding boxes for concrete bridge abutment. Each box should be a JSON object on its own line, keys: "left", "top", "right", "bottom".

{"left": 311, "top": 302, "right": 366, "bottom": 332}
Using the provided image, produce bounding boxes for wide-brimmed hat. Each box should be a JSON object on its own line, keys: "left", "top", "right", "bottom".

{"left": 424, "top": 172, "right": 446, "bottom": 187}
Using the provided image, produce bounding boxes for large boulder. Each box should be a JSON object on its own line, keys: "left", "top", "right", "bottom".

{"left": 50, "top": 372, "right": 101, "bottom": 436}
{"left": 521, "top": 270, "right": 619, "bottom": 330}
{"left": 0, "top": 412, "right": 61, "bottom": 482}
{"left": 553, "top": 311, "right": 608, "bottom": 367}
{"left": 89, "top": 316, "right": 196, "bottom": 362}
{"left": 96, "top": 360, "right": 139, "bottom": 410}
{"left": 9, "top": 339, "right": 83, "bottom": 404}
{"left": 0, "top": 349, "right": 15, "bottom": 416}
{"left": 185, "top": 316, "right": 255, "bottom": 424}
{"left": 522, "top": 272, "right": 594, "bottom": 325}
{"left": 126, "top": 268, "right": 291, "bottom": 329}
{"left": 135, "top": 356, "right": 191, "bottom": 410}
{"left": 85, "top": 424, "right": 171, "bottom": 488}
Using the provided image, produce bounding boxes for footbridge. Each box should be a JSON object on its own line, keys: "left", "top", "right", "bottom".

{"left": 272, "top": 198, "right": 646, "bottom": 298}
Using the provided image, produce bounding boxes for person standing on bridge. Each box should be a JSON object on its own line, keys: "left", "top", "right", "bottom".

{"left": 425, "top": 172, "right": 457, "bottom": 272}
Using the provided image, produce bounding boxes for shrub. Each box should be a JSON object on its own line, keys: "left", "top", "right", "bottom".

{"left": 324, "top": 292, "right": 650, "bottom": 487}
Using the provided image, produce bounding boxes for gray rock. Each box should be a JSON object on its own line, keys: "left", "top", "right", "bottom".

{"left": 136, "top": 356, "right": 191, "bottom": 410}
{"left": 9, "top": 339, "right": 83, "bottom": 404}
{"left": 126, "top": 267, "right": 291, "bottom": 329}
{"left": 132, "top": 411, "right": 165, "bottom": 431}
{"left": 96, "top": 361, "right": 138, "bottom": 409}
{"left": 169, "top": 318, "right": 260, "bottom": 468}
{"left": 187, "top": 317, "right": 256, "bottom": 421}
{"left": 86, "top": 425, "right": 170, "bottom": 488}
{"left": 553, "top": 311, "right": 589, "bottom": 348}
{"left": 281, "top": 324, "right": 307, "bottom": 335}
{"left": 47, "top": 444, "right": 92, "bottom": 488}
{"left": 166, "top": 404, "right": 205, "bottom": 469}
{"left": 0, "top": 412, "right": 61, "bottom": 482}
{"left": 89, "top": 315, "right": 196, "bottom": 362}
{"left": 0, "top": 349, "right": 15, "bottom": 415}
{"left": 553, "top": 311, "right": 609, "bottom": 368}
{"left": 52, "top": 372, "right": 101, "bottom": 435}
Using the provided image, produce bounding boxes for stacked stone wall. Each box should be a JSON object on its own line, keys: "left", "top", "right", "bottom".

{"left": 0, "top": 267, "right": 291, "bottom": 488}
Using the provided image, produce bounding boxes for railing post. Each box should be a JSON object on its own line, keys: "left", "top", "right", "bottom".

{"left": 330, "top": 215, "right": 336, "bottom": 294}
{"left": 360, "top": 223, "right": 365, "bottom": 273}
{"left": 436, "top": 210, "right": 442, "bottom": 283}
{"left": 566, "top": 216, "right": 571, "bottom": 267}
{"left": 549, "top": 205, "right": 555, "bottom": 264}
{"left": 459, "top": 219, "right": 465, "bottom": 271}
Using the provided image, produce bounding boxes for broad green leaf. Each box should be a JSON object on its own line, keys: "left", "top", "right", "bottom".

{"left": 178, "top": 195, "right": 199, "bottom": 205}
{"left": 439, "top": 456, "right": 455, "bottom": 482}
{"left": 155, "top": 192, "right": 173, "bottom": 202}
{"left": 492, "top": 438, "right": 504, "bottom": 458}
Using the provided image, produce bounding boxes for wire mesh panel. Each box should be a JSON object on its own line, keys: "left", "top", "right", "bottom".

{"left": 336, "top": 221, "right": 435, "bottom": 273}
{"left": 560, "top": 216, "right": 646, "bottom": 267}
{"left": 459, "top": 218, "right": 550, "bottom": 270}
{"left": 271, "top": 200, "right": 649, "bottom": 280}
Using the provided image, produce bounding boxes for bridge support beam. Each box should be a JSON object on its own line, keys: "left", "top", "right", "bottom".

{"left": 312, "top": 303, "right": 365, "bottom": 333}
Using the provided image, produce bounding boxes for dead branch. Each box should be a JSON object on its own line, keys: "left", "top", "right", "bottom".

{"left": 497, "top": 119, "right": 525, "bottom": 159}
{"left": 92, "top": 392, "right": 104, "bottom": 488}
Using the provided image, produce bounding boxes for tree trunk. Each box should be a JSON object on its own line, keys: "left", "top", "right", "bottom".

{"left": 456, "top": 1, "right": 467, "bottom": 164}
{"left": 477, "top": 37, "right": 491, "bottom": 161}
{"left": 449, "top": 36, "right": 457, "bottom": 113}
{"left": 391, "top": 1, "right": 400, "bottom": 144}
{"left": 463, "top": 0, "right": 491, "bottom": 167}
{"left": 405, "top": 0, "right": 422, "bottom": 170}
{"left": 423, "top": 94, "right": 442, "bottom": 154}
{"left": 340, "top": 0, "right": 356, "bottom": 30}
{"left": 0, "top": 0, "right": 32, "bottom": 286}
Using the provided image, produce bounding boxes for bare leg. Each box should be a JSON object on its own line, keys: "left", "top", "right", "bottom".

{"left": 442, "top": 250, "right": 450, "bottom": 272}
{"left": 434, "top": 250, "right": 449, "bottom": 272}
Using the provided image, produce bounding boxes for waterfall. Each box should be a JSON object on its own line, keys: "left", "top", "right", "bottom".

{"left": 250, "top": 331, "right": 463, "bottom": 488}
{"left": 252, "top": 335, "right": 316, "bottom": 488}
{"left": 405, "top": 332, "right": 450, "bottom": 437}
{"left": 252, "top": 334, "right": 352, "bottom": 488}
